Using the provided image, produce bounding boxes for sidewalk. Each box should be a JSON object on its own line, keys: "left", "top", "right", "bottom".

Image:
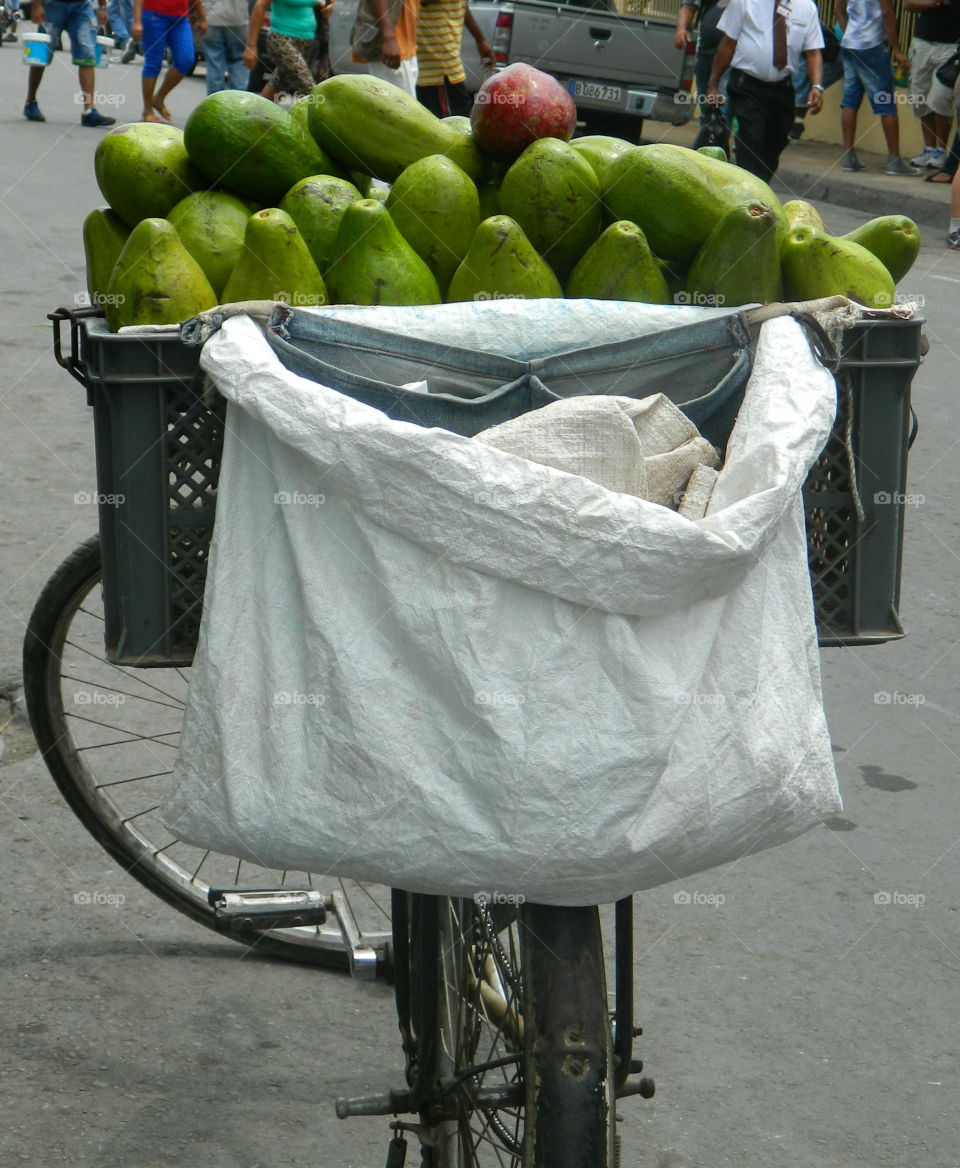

{"left": 648, "top": 118, "right": 953, "bottom": 230}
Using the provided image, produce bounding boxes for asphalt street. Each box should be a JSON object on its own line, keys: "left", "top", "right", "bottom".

{"left": 1, "top": 49, "right": 959, "bottom": 1168}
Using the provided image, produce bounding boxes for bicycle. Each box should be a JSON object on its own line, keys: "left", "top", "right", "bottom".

{"left": 24, "top": 302, "right": 922, "bottom": 1166}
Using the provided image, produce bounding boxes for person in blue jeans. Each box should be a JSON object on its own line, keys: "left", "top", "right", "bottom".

{"left": 203, "top": 0, "right": 250, "bottom": 93}
{"left": 107, "top": 0, "right": 133, "bottom": 49}
{"left": 132, "top": 0, "right": 205, "bottom": 120}
{"left": 835, "top": 0, "right": 920, "bottom": 174}
{"left": 23, "top": 0, "right": 117, "bottom": 125}
{"left": 674, "top": 0, "right": 731, "bottom": 123}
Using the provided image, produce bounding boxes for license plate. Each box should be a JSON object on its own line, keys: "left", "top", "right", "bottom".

{"left": 568, "top": 80, "right": 623, "bottom": 104}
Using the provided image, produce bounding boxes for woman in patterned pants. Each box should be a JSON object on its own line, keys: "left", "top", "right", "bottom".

{"left": 245, "top": 0, "right": 331, "bottom": 100}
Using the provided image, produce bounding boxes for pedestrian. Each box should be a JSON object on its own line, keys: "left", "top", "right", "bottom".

{"left": 947, "top": 154, "right": 960, "bottom": 246}
{"left": 904, "top": 0, "right": 960, "bottom": 169}
{"left": 350, "top": 0, "right": 419, "bottom": 98}
{"left": 203, "top": 0, "right": 251, "bottom": 93}
{"left": 23, "top": 0, "right": 118, "bottom": 126}
{"left": 789, "top": 21, "right": 844, "bottom": 139}
{"left": 132, "top": 0, "right": 205, "bottom": 121}
{"left": 4, "top": 0, "right": 22, "bottom": 42}
{"left": 415, "top": 0, "right": 492, "bottom": 117}
{"left": 706, "top": 0, "right": 825, "bottom": 183}
{"left": 834, "top": 0, "right": 921, "bottom": 174}
{"left": 675, "top": 0, "right": 729, "bottom": 114}
{"left": 107, "top": 0, "right": 133, "bottom": 54}
{"left": 245, "top": 0, "right": 324, "bottom": 99}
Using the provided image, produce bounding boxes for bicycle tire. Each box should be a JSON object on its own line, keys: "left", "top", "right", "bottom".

{"left": 396, "top": 895, "right": 615, "bottom": 1167}
{"left": 22, "top": 535, "right": 392, "bottom": 968}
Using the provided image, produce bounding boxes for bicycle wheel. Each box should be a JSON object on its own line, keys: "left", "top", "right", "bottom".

{"left": 22, "top": 535, "right": 392, "bottom": 968}
{"left": 395, "top": 895, "right": 615, "bottom": 1166}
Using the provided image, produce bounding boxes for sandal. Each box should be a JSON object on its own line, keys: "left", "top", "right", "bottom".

{"left": 152, "top": 101, "right": 173, "bottom": 122}
{"left": 924, "top": 170, "right": 954, "bottom": 183}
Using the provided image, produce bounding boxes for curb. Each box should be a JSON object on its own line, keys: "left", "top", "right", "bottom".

{"left": 774, "top": 165, "right": 951, "bottom": 229}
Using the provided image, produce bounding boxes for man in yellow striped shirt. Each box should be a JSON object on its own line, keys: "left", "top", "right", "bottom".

{"left": 415, "top": 0, "right": 492, "bottom": 116}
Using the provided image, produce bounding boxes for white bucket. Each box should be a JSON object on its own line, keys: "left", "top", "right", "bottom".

{"left": 95, "top": 35, "right": 113, "bottom": 66}
{"left": 22, "top": 31, "right": 52, "bottom": 67}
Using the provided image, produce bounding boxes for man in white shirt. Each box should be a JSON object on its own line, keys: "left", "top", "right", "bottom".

{"left": 707, "top": 0, "right": 824, "bottom": 181}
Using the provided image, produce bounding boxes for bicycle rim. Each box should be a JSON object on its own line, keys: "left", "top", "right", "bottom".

{"left": 22, "top": 535, "right": 392, "bottom": 968}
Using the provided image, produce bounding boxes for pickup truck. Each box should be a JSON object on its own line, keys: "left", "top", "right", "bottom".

{"left": 327, "top": 0, "right": 694, "bottom": 139}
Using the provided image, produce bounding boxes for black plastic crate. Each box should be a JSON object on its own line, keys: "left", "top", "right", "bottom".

{"left": 52, "top": 309, "right": 922, "bottom": 665}
{"left": 804, "top": 315, "right": 922, "bottom": 646}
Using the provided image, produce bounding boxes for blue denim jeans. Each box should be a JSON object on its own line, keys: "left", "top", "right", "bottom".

{"left": 264, "top": 304, "right": 757, "bottom": 450}
{"left": 202, "top": 24, "right": 250, "bottom": 94}
{"left": 41, "top": 0, "right": 97, "bottom": 65}
{"left": 107, "top": 0, "right": 132, "bottom": 42}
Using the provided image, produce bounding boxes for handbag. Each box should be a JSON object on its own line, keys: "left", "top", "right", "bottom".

{"left": 692, "top": 105, "right": 731, "bottom": 158}
{"left": 935, "top": 46, "right": 960, "bottom": 91}
{"left": 349, "top": 0, "right": 404, "bottom": 63}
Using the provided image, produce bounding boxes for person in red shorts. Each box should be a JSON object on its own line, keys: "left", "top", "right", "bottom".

{"left": 132, "top": 0, "right": 206, "bottom": 122}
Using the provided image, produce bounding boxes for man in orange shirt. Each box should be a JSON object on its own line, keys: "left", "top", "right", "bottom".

{"left": 353, "top": 0, "right": 418, "bottom": 96}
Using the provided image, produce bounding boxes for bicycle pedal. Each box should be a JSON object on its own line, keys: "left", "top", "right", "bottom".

{"left": 385, "top": 1133, "right": 407, "bottom": 1167}
{"left": 208, "top": 887, "right": 328, "bottom": 930}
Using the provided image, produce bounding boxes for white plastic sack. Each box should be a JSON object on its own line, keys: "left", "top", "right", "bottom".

{"left": 161, "top": 309, "right": 842, "bottom": 906}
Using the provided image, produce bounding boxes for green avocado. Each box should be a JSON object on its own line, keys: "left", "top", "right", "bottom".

{"left": 183, "top": 91, "right": 335, "bottom": 206}
{"left": 386, "top": 155, "right": 481, "bottom": 297}
{"left": 686, "top": 200, "right": 783, "bottom": 308}
{"left": 780, "top": 225, "right": 896, "bottom": 307}
{"left": 83, "top": 207, "right": 130, "bottom": 306}
{"left": 566, "top": 221, "right": 671, "bottom": 303}
{"left": 105, "top": 218, "right": 217, "bottom": 331}
{"left": 280, "top": 175, "right": 362, "bottom": 273}
{"left": 325, "top": 199, "right": 441, "bottom": 306}
{"left": 446, "top": 215, "right": 563, "bottom": 303}
{"left": 307, "top": 75, "right": 485, "bottom": 182}
{"left": 167, "top": 190, "right": 251, "bottom": 298}
{"left": 221, "top": 208, "right": 328, "bottom": 307}
{"left": 498, "top": 139, "right": 603, "bottom": 281}
{"left": 841, "top": 215, "right": 921, "bottom": 284}
{"left": 94, "top": 123, "right": 205, "bottom": 228}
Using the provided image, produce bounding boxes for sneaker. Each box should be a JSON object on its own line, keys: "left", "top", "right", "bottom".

{"left": 928, "top": 147, "right": 947, "bottom": 169}
{"left": 885, "top": 156, "right": 922, "bottom": 176}
{"left": 841, "top": 151, "right": 866, "bottom": 172}
{"left": 947, "top": 228, "right": 960, "bottom": 250}
{"left": 911, "top": 146, "right": 937, "bottom": 167}
{"left": 120, "top": 39, "right": 138, "bottom": 63}
{"left": 81, "top": 108, "right": 116, "bottom": 127}
{"left": 23, "top": 100, "right": 45, "bottom": 122}
{"left": 788, "top": 116, "right": 806, "bottom": 141}
{"left": 3, "top": 31, "right": 17, "bottom": 42}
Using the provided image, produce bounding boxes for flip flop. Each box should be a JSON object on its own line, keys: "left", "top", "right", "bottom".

{"left": 924, "top": 170, "right": 953, "bottom": 183}
{"left": 152, "top": 102, "right": 173, "bottom": 122}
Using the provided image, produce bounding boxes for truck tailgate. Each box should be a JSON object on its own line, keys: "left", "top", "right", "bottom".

{"left": 506, "top": 2, "right": 683, "bottom": 90}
